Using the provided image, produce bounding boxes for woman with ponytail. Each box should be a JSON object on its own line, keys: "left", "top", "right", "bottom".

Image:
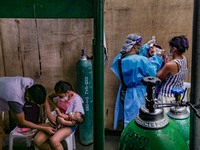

{"left": 157, "top": 35, "right": 189, "bottom": 112}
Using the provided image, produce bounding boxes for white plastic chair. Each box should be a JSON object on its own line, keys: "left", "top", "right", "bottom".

{"left": 9, "top": 126, "right": 37, "bottom": 150}
{"left": 183, "top": 82, "right": 191, "bottom": 101}
{"left": 183, "top": 82, "right": 191, "bottom": 113}
{"left": 65, "top": 131, "right": 76, "bottom": 150}
{"left": 1, "top": 111, "right": 5, "bottom": 147}
{"left": 1, "top": 111, "right": 4, "bottom": 121}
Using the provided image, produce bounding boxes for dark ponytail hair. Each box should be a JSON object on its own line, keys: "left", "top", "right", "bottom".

{"left": 169, "top": 35, "right": 189, "bottom": 53}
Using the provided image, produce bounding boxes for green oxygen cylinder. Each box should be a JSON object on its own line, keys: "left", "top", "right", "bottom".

{"left": 119, "top": 119, "right": 188, "bottom": 150}
{"left": 76, "top": 49, "right": 93, "bottom": 145}
{"left": 119, "top": 77, "right": 188, "bottom": 150}
{"left": 167, "top": 88, "right": 190, "bottom": 147}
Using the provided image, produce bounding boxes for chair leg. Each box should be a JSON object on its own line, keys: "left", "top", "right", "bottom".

{"left": 9, "top": 135, "right": 14, "bottom": 150}
{"left": 0, "top": 112, "right": 5, "bottom": 149}
{"left": 72, "top": 133, "right": 76, "bottom": 150}
{"left": 26, "top": 138, "right": 32, "bottom": 147}
{"left": 66, "top": 133, "right": 73, "bottom": 150}
{"left": 34, "top": 145, "right": 39, "bottom": 150}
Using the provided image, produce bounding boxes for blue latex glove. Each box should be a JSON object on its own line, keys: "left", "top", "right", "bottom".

{"left": 139, "top": 44, "right": 150, "bottom": 57}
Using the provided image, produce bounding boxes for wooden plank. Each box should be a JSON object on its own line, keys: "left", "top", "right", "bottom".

{"left": 0, "top": 19, "right": 93, "bottom": 91}
{"left": 0, "top": 19, "right": 24, "bottom": 76}
{"left": 0, "top": 24, "right": 5, "bottom": 76}
{"left": 0, "top": 19, "right": 41, "bottom": 78}
{"left": 32, "top": 19, "right": 94, "bottom": 91}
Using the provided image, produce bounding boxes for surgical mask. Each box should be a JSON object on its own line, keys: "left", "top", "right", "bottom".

{"left": 168, "top": 49, "right": 173, "bottom": 57}
{"left": 60, "top": 95, "right": 69, "bottom": 101}
{"left": 155, "top": 48, "right": 162, "bottom": 56}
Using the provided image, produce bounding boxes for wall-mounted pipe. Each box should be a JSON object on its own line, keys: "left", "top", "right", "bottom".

{"left": 93, "top": 0, "right": 105, "bottom": 150}
{"left": 190, "top": 0, "right": 200, "bottom": 149}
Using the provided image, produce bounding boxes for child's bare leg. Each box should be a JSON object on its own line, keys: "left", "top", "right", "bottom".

{"left": 50, "top": 127, "right": 72, "bottom": 150}
{"left": 33, "top": 124, "right": 52, "bottom": 150}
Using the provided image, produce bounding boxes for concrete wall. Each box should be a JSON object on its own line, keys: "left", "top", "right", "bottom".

{"left": 0, "top": 0, "right": 193, "bottom": 130}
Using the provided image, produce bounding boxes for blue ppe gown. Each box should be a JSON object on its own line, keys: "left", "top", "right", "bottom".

{"left": 110, "top": 53, "right": 162, "bottom": 129}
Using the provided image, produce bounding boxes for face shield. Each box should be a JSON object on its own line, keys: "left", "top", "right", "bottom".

{"left": 120, "top": 34, "right": 142, "bottom": 54}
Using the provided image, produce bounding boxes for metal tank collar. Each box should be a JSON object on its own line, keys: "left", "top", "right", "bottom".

{"left": 168, "top": 106, "right": 190, "bottom": 119}
{"left": 135, "top": 105, "right": 169, "bottom": 129}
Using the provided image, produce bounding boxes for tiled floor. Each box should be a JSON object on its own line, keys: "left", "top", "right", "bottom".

{"left": 3, "top": 130, "right": 121, "bottom": 150}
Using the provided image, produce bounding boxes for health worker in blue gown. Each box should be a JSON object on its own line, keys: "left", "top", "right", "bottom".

{"left": 110, "top": 33, "right": 163, "bottom": 129}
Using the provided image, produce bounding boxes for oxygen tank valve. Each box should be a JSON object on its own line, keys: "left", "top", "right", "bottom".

{"left": 171, "top": 88, "right": 184, "bottom": 102}
{"left": 81, "top": 49, "right": 93, "bottom": 60}
{"left": 81, "top": 49, "right": 86, "bottom": 56}
{"left": 80, "top": 49, "right": 87, "bottom": 60}
{"left": 135, "top": 76, "right": 169, "bottom": 129}
{"left": 142, "top": 76, "right": 161, "bottom": 112}
{"left": 168, "top": 87, "right": 190, "bottom": 119}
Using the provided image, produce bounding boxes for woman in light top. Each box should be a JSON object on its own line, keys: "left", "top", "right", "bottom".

{"left": 34, "top": 80, "right": 84, "bottom": 150}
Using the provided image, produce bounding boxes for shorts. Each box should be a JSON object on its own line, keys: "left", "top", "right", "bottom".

{"left": 0, "top": 98, "right": 10, "bottom": 112}
{"left": 69, "top": 126, "right": 77, "bottom": 132}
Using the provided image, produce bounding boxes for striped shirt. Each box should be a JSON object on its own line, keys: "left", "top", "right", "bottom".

{"left": 159, "top": 56, "right": 188, "bottom": 97}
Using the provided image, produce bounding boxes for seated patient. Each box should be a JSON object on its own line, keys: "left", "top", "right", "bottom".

{"left": 33, "top": 80, "right": 84, "bottom": 150}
